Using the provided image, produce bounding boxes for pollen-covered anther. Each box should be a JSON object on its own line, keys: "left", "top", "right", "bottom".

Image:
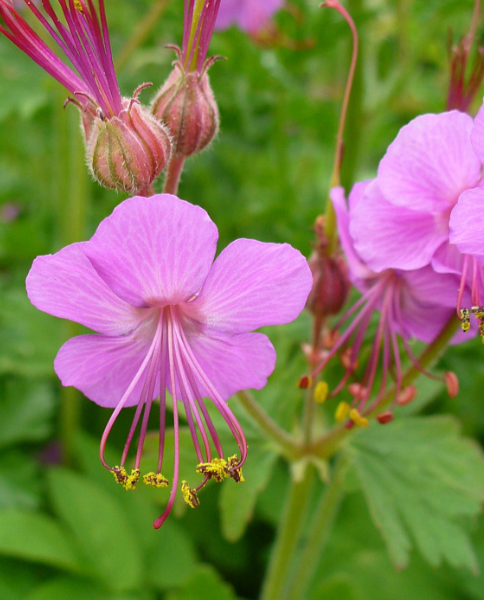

{"left": 181, "top": 481, "right": 200, "bottom": 508}
{"left": 196, "top": 458, "right": 228, "bottom": 483}
{"left": 314, "top": 381, "right": 329, "bottom": 404}
{"left": 112, "top": 467, "right": 140, "bottom": 490}
{"left": 349, "top": 408, "right": 369, "bottom": 428}
{"left": 226, "top": 455, "right": 244, "bottom": 483}
{"left": 377, "top": 411, "right": 394, "bottom": 425}
{"left": 143, "top": 472, "right": 169, "bottom": 488}
{"left": 445, "top": 371, "right": 459, "bottom": 398}
{"left": 297, "top": 375, "right": 313, "bottom": 389}
{"left": 335, "top": 401, "right": 351, "bottom": 423}
{"left": 459, "top": 308, "right": 471, "bottom": 332}
{"left": 396, "top": 385, "right": 417, "bottom": 406}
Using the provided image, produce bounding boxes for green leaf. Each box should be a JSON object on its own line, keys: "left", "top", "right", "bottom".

{"left": 348, "top": 416, "right": 484, "bottom": 571}
{"left": 0, "top": 41, "right": 50, "bottom": 121}
{"left": 309, "top": 576, "right": 357, "bottom": 600}
{"left": 166, "top": 565, "right": 240, "bottom": 600}
{"left": 24, "top": 577, "right": 157, "bottom": 600}
{"left": 0, "top": 558, "right": 44, "bottom": 600}
{"left": 0, "top": 288, "right": 63, "bottom": 378}
{"left": 25, "top": 578, "right": 109, "bottom": 600}
{"left": 220, "top": 443, "right": 277, "bottom": 542}
{"left": 146, "top": 519, "right": 199, "bottom": 591}
{"left": 0, "top": 509, "right": 81, "bottom": 571}
{"left": 0, "top": 451, "right": 41, "bottom": 510}
{"left": 0, "top": 380, "right": 55, "bottom": 449}
{"left": 47, "top": 468, "right": 143, "bottom": 592}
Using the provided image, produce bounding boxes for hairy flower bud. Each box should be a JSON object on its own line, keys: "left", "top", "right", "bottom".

{"left": 151, "top": 53, "right": 219, "bottom": 157}
{"left": 306, "top": 216, "right": 350, "bottom": 318}
{"left": 86, "top": 98, "right": 171, "bottom": 194}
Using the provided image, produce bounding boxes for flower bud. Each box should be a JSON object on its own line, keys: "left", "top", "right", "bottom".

{"left": 306, "top": 216, "right": 350, "bottom": 318}
{"left": 86, "top": 98, "right": 171, "bottom": 194}
{"left": 151, "top": 56, "right": 219, "bottom": 157}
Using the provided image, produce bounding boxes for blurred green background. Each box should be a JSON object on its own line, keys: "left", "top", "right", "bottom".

{"left": 1, "top": 0, "right": 484, "bottom": 598}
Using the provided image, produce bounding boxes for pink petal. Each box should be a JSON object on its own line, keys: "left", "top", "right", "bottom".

{"left": 378, "top": 111, "right": 481, "bottom": 213}
{"left": 471, "top": 102, "right": 484, "bottom": 164}
{"left": 26, "top": 243, "right": 147, "bottom": 336}
{"left": 84, "top": 195, "right": 218, "bottom": 308}
{"left": 215, "top": 0, "right": 283, "bottom": 33}
{"left": 431, "top": 242, "right": 465, "bottom": 275}
{"left": 399, "top": 267, "right": 461, "bottom": 342}
{"left": 449, "top": 188, "right": 484, "bottom": 261}
{"left": 187, "top": 330, "right": 277, "bottom": 400}
{"left": 330, "top": 183, "right": 374, "bottom": 285}
{"left": 350, "top": 181, "right": 449, "bottom": 272}
{"left": 54, "top": 316, "right": 158, "bottom": 408}
{"left": 184, "top": 238, "right": 312, "bottom": 334}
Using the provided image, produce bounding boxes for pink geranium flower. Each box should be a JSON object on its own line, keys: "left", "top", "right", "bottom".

{"left": 26, "top": 194, "right": 312, "bottom": 528}
{"left": 215, "top": 0, "right": 284, "bottom": 35}
{"left": 311, "top": 183, "right": 460, "bottom": 424}
{"left": 348, "top": 110, "right": 483, "bottom": 333}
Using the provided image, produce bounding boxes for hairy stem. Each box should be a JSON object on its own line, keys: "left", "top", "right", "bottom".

{"left": 163, "top": 154, "right": 186, "bottom": 195}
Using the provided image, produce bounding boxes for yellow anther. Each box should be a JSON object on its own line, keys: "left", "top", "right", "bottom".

{"left": 112, "top": 466, "right": 140, "bottom": 490}
{"left": 143, "top": 472, "right": 169, "bottom": 488}
{"left": 349, "top": 408, "right": 369, "bottom": 428}
{"left": 196, "top": 458, "right": 227, "bottom": 483}
{"left": 460, "top": 308, "right": 470, "bottom": 332}
{"left": 74, "top": 0, "right": 84, "bottom": 12}
{"left": 226, "top": 455, "right": 244, "bottom": 483}
{"left": 314, "top": 381, "right": 329, "bottom": 404}
{"left": 335, "top": 401, "right": 350, "bottom": 422}
{"left": 181, "top": 481, "right": 200, "bottom": 508}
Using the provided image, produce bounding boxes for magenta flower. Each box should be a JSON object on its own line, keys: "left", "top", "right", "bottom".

{"left": 215, "top": 0, "right": 284, "bottom": 35}
{"left": 348, "top": 110, "right": 483, "bottom": 334}
{"left": 26, "top": 194, "right": 312, "bottom": 528}
{"left": 311, "top": 183, "right": 461, "bottom": 424}
{"left": 0, "top": 0, "right": 171, "bottom": 193}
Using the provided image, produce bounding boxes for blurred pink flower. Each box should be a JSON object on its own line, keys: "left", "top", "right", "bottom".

{"left": 215, "top": 0, "right": 284, "bottom": 35}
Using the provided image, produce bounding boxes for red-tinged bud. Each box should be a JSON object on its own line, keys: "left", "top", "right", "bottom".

{"left": 348, "top": 382, "right": 365, "bottom": 399}
{"left": 86, "top": 97, "right": 171, "bottom": 194}
{"left": 306, "top": 216, "right": 350, "bottom": 318}
{"left": 377, "top": 411, "right": 394, "bottom": 425}
{"left": 445, "top": 371, "right": 459, "bottom": 398}
{"left": 297, "top": 375, "right": 313, "bottom": 389}
{"left": 151, "top": 51, "right": 220, "bottom": 157}
{"left": 322, "top": 330, "right": 339, "bottom": 350}
{"left": 396, "top": 385, "right": 417, "bottom": 406}
{"left": 341, "top": 347, "right": 356, "bottom": 371}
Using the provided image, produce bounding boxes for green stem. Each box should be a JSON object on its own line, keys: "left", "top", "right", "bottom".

{"left": 55, "top": 100, "right": 89, "bottom": 466}
{"left": 259, "top": 465, "right": 315, "bottom": 600}
{"left": 284, "top": 455, "right": 348, "bottom": 600}
{"left": 162, "top": 154, "right": 186, "bottom": 195}
{"left": 237, "top": 390, "right": 300, "bottom": 457}
{"left": 115, "top": 0, "right": 170, "bottom": 72}
{"left": 309, "top": 313, "right": 461, "bottom": 459}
